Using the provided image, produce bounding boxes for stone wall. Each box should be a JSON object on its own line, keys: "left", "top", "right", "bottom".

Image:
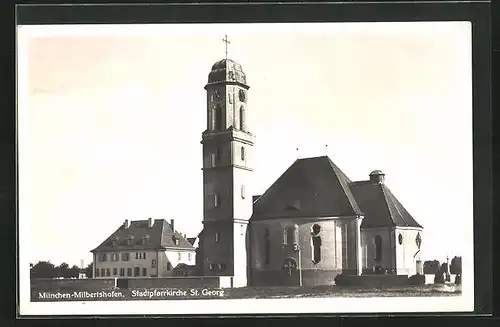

{"left": 336, "top": 275, "right": 410, "bottom": 287}
{"left": 126, "top": 276, "right": 220, "bottom": 289}
{"left": 31, "top": 276, "right": 225, "bottom": 292}
{"left": 31, "top": 278, "right": 116, "bottom": 291}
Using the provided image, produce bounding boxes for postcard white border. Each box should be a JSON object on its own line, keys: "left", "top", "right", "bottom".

{"left": 17, "top": 22, "right": 474, "bottom": 316}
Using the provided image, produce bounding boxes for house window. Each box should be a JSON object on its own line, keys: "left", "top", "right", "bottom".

{"left": 134, "top": 267, "right": 140, "bottom": 276}
{"left": 143, "top": 252, "right": 146, "bottom": 259}
{"left": 98, "top": 254, "right": 107, "bottom": 262}
{"left": 374, "top": 235, "right": 383, "bottom": 262}
{"left": 143, "top": 268, "right": 147, "bottom": 276}
{"left": 152, "top": 259, "right": 157, "bottom": 268}
{"left": 113, "top": 268, "right": 117, "bottom": 276}
{"left": 311, "top": 224, "right": 322, "bottom": 264}
{"left": 241, "top": 147, "right": 245, "bottom": 161}
{"left": 136, "top": 252, "right": 139, "bottom": 259}
{"left": 283, "top": 228, "right": 288, "bottom": 244}
{"left": 127, "top": 268, "right": 132, "bottom": 276}
{"left": 209, "top": 263, "right": 214, "bottom": 271}
{"left": 101, "top": 268, "right": 105, "bottom": 277}
{"left": 241, "top": 185, "right": 245, "bottom": 199}
{"left": 120, "top": 268, "right": 125, "bottom": 276}
{"left": 106, "top": 268, "right": 110, "bottom": 277}
{"left": 167, "top": 262, "right": 172, "bottom": 271}
{"left": 175, "top": 239, "right": 180, "bottom": 246}
{"left": 178, "top": 252, "right": 182, "bottom": 260}
{"left": 217, "top": 263, "right": 225, "bottom": 271}
{"left": 96, "top": 269, "right": 100, "bottom": 277}
{"left": 121, "top": 253, "right": 130, "bottom": 261}
{"left": 215, "top": 232, "right": 220, "bottom": 243}
{"left": 264, "top": 229, "right": 270, "bottom": 265}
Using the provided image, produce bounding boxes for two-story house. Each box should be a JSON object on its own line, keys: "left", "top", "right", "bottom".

{"left": 91, "top": 218, "right": 195, "bottom": 278}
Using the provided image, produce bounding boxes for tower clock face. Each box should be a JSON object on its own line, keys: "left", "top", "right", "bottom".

{"left": 238, "top": 89, "right": 246, "bottom": 102}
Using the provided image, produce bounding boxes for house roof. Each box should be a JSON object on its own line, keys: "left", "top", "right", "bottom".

{"left": 250, "top": 155, "right": 422, "bottom": 229}
{"left": 349, "top": 181, "right": 422, "bottom": 228}
{"left": 251, "top": 156, "right": 363, "bottom": 221}
{"left": 90, "top": 219, "right": 195, "bottom": 253}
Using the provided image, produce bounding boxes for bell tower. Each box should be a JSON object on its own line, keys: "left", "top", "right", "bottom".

{"left": 200, "top": 43, "right": 254, "bottom": 287}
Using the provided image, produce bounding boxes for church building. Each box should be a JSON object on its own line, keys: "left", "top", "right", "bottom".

{"left": 197, "top": 54, "right": 423, "bottom": 287}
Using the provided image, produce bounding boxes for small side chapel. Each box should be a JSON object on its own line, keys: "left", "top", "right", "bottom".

{"left": 196, "top": 39, "right": 423, "bottom": 287}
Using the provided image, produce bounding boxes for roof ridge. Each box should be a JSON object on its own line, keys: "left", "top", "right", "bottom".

{"left": 379, "top": 184, "right": 397, "bottom": 227}
{"left": 325, "top": 157, "right": 363, "bottom": 215}
{"left": 383, "top": 185, "right": 422, "bottom": 228}
{"left": 253, "top": 159, "right": 298, "bottom": 207}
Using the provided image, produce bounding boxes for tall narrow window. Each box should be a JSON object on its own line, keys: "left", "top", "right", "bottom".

{"left": 374, "top": 235, "right": 382, "bottom": 262}
{"left": 264, "top": 229, "right": 270, "bottom": 265}
{"left": 241, "top": 147, "right": 245, "bottom": 161}
{"left": 127, "top": 268, "right": 132, "bottom": 276}
{"left": 239, "top": 106, "right": 245, "bottom": 131}
{"left": 214, "top": 192, "right": 221, "bottom": 208}
{"left": 311, "top": 224, "right": 322, "bottom": 264}
{"left": 214, "top": 105, "right": 223, "bottom": 131}
{"left": 286, "top": 227, "right": 295, "bottom": 244}
{"left": 113, "top": 268, "right": 117, "bottom": 276}
{"left": 241, "top": 185, "right": 245, "bottom": 199}
{"left": 283, "top": 228, "right": 288, "bottom": 244}
{"left": 210, "top": 152, "right": 216, "bottom": 167}
{"left": 134, "top": 267, "right": 140, "bottom": 277}
{"left": 215, "top": 232, "right": 220, "bottom": 243}
{"left": 120, "top": 268, "right": 125, "bottom": 276}
{"left": 151, "top": 259, "right": 157, "bottom": 268}
{"left": 142, "top": 268, "right": 147, "bottom": 276}
{"left": 96, "top": 269, "right": 100, "bottom": 277}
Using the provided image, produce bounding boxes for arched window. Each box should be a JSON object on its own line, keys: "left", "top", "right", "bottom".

{"left": 264, "top": 229, "right": 270, "bottom": 265}
{"left": 374, "top": 235, "right": 382, "bottom": 262}
{"left": 311, "top": 224, "right": 322, "bottom": 264}
{"left": 213, "top": 105, "right": 223, "bottom": 131}
{"left": 239, "top": 106, "right": 245, "bottom": 131}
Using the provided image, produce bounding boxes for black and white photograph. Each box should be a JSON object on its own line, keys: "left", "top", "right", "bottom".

{"left": 17, "top": 20, "right": 475, "bottom": 315}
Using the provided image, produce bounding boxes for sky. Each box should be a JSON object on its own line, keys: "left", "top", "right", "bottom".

{"left": 18, "top": 22, "right": 473, "bottom": 268}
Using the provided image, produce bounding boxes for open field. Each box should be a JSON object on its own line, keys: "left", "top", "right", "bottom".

{"left": 31, "top": 282, "right": 461, "bottom": 302}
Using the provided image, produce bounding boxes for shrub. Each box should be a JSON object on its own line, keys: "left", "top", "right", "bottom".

{"left": 334, "top": 273, "right": 353, "bottom": 286}
{"left": 455, "top": 274, "right": 462, "bottom": 285}
{"left": 408, "top": 274, "right": 425, "bottom": 286}
{"left": 434, "top": 271, "right": 445, "bottom": 284}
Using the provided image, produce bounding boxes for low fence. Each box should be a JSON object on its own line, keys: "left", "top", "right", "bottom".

{"left": 424, "top": 274, "right": 457, "bottom": 285}
{"left": 31, "top": 278, "right": 117, "bottom": 291}
{"left": 31, "top": 276, "right": 234, "bottom": 292}
{"left": 336, "top": 275, "right": 410, "bottom": 287}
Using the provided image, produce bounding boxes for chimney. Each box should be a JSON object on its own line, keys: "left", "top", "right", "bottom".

{"left": 369, "top": 170, "right": 385, "bottom": 184}
{"left": 170, "top": 219, "right": 175, "bottom": 233}
{"left": 124, "top": 219, "right": 130, "bottom": 229}
{"left": 148, "top": 217, "right": 153, "bottom": 228}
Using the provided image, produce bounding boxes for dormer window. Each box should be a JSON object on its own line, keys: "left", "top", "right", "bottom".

{"left": 126, "top": 236, "right": 135, "bottom": 246}
{"left": 141, "top": 235, "right": 149, "bottom": 245}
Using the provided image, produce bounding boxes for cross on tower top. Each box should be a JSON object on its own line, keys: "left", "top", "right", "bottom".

{"left": 222, "top": 34, "right": 230, "bottom": 60}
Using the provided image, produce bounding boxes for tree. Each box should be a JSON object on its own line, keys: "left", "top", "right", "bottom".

{"left": 85, "top": 263, "right": 93, "bottom": 278}
{"left": 423, "top": 260, "right": 440, "bottom": 274}
{"left": 30, "top": 261, "right": 57, "bottom": 278}
{"left": 57, "top": 262, "right": 70, "bottom": 278}
{"left": 450, "top": 256, "right": 462, "bottom": 275}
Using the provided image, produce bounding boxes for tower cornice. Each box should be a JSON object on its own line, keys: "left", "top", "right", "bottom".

{"left": 204, "top": 81, "right": 250, "bottom": 90}
{"left": 201, "top": 131, "right": 255, "bottom": 146}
